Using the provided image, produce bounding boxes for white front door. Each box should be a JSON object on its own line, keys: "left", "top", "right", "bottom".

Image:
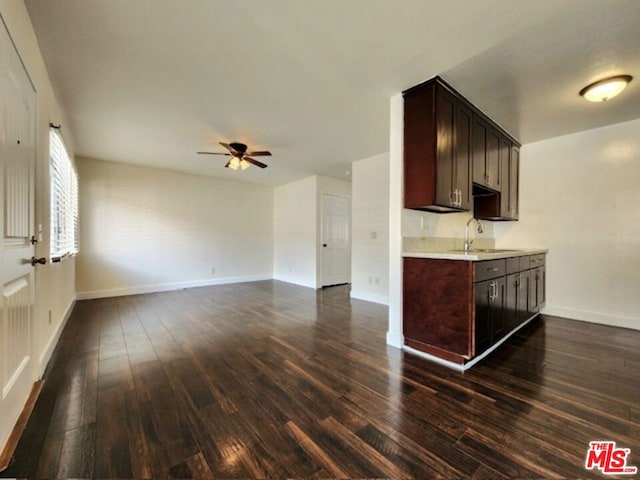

{"left": 321, "top": 194, "right": 350, "bottom": 287}
{"left": 0, "top": 18, "right": 37, "bottom": 451}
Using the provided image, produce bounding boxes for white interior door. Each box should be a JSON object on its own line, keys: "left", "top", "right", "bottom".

{"left": 321, "top": 194, "right": 350, "bottom": 287}
{"left": 0, "top": 19, "right": 37, "bottom": 451}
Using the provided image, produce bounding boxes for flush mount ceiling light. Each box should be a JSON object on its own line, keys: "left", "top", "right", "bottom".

{"left": 579, "top": 75, "right": 633, "bottom": 102}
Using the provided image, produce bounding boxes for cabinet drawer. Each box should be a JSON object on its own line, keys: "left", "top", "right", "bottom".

{"left": 474, "top": 259, "right": 506, "bottom": 282}
{"left": 529, "top": 254, "right": 545, "bottom": 268}
{"left": 506, "top": 257, "right": 521, "bottom": 274}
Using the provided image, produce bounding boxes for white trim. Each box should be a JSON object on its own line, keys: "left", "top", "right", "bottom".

{"left": 2, "top": 356, "right": 30, "bottom": 398}
{"left": 38, "top": 297, "right": 75, "bottom": 377}
{"left": 350, "top": 290, "right": 389, "bottom": 306}
{"left": 76, "top": 274, "right": 272, "bottom": 300}
{"left": 386, "top": 330, "right": 404, "bottom": 349}
{"left": 319, "top": 192, "right": 352, "bottom": 288}
{"left": 403, "top": 314, "right": 538, "bottom": 371}
{"left": 542, "top": 305, "right": 639, "bottom": 331}
{"left": 387, "top": 93, "right": 404, "bottom": 349}
{"left": 272, "top": 276, "right": 318, "bottom": 290}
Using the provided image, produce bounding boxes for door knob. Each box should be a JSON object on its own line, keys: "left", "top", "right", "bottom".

{"left": 31, "top": 256, "right": 47, "bottom": 266}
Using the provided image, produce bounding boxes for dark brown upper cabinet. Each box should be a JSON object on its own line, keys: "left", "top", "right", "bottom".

{"left": 474, "top": 140, "right": 520, "bottom": 221}
{"left": 405, "top": 76, "right": 521, "bottom": 221}
{"left": 404, "top": 77, "right": 472, "bottom": 212}
{"left": 472, "top": 116, "right": 502, "bottom": 192}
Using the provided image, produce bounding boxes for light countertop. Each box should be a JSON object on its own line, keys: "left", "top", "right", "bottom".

{"left": 402, "top": 248, "right": 548, "bottom": 261}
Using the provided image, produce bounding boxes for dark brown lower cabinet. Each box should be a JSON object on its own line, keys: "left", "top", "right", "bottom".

{"left": 475, "top": 276, "right": 506, "bottom": 355}
{"left": 403, "top": 253, "right": 546, "bottom": 366}
{"left": 517, "top": 270, "right": 531, "bottom": 323}
{"left": 529, "top": 265, "right": 546, "bottom": 313}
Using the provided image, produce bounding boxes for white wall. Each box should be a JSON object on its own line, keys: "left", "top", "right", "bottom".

{"left": 76, "top": 157, "right": 274, "bottom": 298}
{"left": 495, "top": 118, "right": 640, "bottom": 330}
{"left": 402, "top": 209, "right": 494, "bottom": 241}
{"left": 388, "top": 93, "right": 404, "bottom": 347}
{"left": 273, "top": 176, "right": 318, "bottom": 288}
{"left": 0, "top": 3, "right": 77, "bottom": 375}
{"left": 274, "top": 175, "right": 351, "bottom": 289}
{"left": 351, "top": 152, "right": 390, "bottom": 304}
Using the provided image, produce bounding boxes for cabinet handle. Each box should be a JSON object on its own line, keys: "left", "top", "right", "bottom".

{"left": 487, "top": 267, "right": 499, "bottom": 272}
{"left": 450, "top": 190, "right": 456, "bottom": 206}
{"left": 457, "top": 189, "right": 462, "bottom": 206}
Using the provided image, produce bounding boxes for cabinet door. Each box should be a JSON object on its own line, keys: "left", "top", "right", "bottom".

{"left": 505, "top": 273, "right": 519, "bottom": 331}
{"left": 475, "top": 280, "right": 493, "bottom": 355}
{"left": 475, "top": 277, "right": 505, "bottom": 355}
{"left": 486, "top": 129, "right": 500, "bottom": 191}
{"left": 509, "top": 146, "right": 520, "bottom": 220}
{"left": 518, "top": 269, "right": 530, "bottom": 321}
{"left": 535, "top": 266, "right": 546, "bottom": 307}
{"left": 499, "top": 136, "right": 511, "bottom": 215}
{"left": 492, "top": 276, "right": 507, "bottom": 341}
{"left": 530, "top": 266, "right": 546, "bottom": 312}
{"left": 472, "top": 116, "right": 488, "bottom": 187}
{"left": 455, "top": 101, "right": 472, "bottom": 210}
{"left": 529, "top": 267, "right": 541, "bottom": 314}
{"left": 435, "top": 87, "right": 456, "bottom": 207}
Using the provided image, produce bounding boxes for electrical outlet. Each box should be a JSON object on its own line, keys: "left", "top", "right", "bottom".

{"left": 374, "top": 277, "right": 379, "bottom": 286}
{"left": 209, "top": 267, "right": 216, "bottom": 274}
{"left": 370, "top": 231, "right": 377, "bottom": 240}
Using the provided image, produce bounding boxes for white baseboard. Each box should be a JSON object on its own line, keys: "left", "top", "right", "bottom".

{"left": 386, "top": 330, "right": 404, "bottom": 348}
{"left": 272, "top": 276, "right": 318, "bottom": 290}
{"left": 542, "top": 305, "right": 639, "bottom": 331}
{"left": 38, "top": 296, "right": 75, "bottom": 377}
{"left": 76, "top": 274, "right": 272, "bottom": 300}
{"left": 350, "top": 290, "right": 389, "bottom": 306}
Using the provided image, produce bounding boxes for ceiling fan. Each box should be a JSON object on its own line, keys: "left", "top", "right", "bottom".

{"left": 197, "top": 142, "right": 271, "bottom": 170}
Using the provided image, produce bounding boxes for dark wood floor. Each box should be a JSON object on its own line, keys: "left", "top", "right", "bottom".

{"left": 2, "top": 281, "right": 639, "bottom": 478}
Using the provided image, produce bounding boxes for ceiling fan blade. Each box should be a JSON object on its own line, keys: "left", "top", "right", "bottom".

{"left": 243, "top": 156, "right": 268, "bottom": 168}
{"left": 246, "top": 150, "right": 272, "bottom": 157}
{"left": 197, "top": 151, "right": 231, "bottom": 156}
{"left": 219, "top": 142, "right": 239, "bottom": 155}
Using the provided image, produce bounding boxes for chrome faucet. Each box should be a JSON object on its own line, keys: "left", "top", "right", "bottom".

{"left": 464, "top": 217, "right": 483, "bottom": 252}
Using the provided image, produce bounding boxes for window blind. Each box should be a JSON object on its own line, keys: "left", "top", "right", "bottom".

{"left": 50, "top": 128, "right": 78, "bottom": 261}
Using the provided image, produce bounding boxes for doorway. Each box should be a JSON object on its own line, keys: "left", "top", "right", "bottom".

{"left": 0, "top": 18, "right": 37, "bottom": 452}
{"left": 320, "top": 194, "right": 350, "bottom": 287}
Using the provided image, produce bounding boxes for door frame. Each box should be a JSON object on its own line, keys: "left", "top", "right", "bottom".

{"left": 319, "top": 193, "right": 351, "bottom": 288}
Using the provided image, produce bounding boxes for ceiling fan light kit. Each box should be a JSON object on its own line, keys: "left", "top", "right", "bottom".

{"left": 198, "top": 142, "right": 272, "bottom": 170}
{"left": 579, "top": 74, "right": 632, "bottom": 102}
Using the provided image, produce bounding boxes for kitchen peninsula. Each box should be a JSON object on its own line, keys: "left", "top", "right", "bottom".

{"left": 403, "top": 246, "right": 547, "bottom": 370}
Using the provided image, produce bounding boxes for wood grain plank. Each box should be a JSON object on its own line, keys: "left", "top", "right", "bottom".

{"left": 4, "top": 282, "right": 640, "bottom": 478}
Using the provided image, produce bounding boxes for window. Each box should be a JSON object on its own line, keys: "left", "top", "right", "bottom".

{"left": 49, "top": 127, "right": 78, "bottom": 261}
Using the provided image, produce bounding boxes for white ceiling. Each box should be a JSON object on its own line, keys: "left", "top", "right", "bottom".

{"left": 25, "top": 0, "right": 640, "bottom": 186}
